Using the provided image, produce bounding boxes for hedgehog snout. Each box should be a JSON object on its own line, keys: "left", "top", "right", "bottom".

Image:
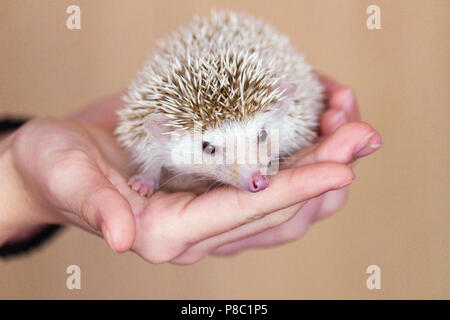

{"left": 248, "top": 173, "right": 270, "bottom": 193}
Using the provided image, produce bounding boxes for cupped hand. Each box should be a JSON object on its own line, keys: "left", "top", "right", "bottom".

{"left": 5, "top": 117, "right": 354, "bottom": 264}
{"left": 2, "top": 73, "right": 380, "bottom": 264}
{"left": 69, "top": 74, "right": 381, "bottom": 263}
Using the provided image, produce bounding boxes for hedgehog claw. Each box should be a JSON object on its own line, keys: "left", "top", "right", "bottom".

{"left": 128, "top": 176, "right": 158, "bottom": 197}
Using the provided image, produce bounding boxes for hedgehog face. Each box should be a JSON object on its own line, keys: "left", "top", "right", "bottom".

{"left": 168, "top": 110, "right": 283, "bottom": 192}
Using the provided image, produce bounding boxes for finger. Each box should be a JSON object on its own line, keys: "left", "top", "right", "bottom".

{"left": 296, "top": 122, "right": 382, "bottom": 166}
{"left": 94, "top": 184, "right": 136, "bottom": 253}
{"left": 316, "top": 72, "right": 341, "bottom": 95}
{"left": 316, "top": 73, "right": 360, "bottom": 134}
{"left": 70, "top": 92, "right": 124, "bottom": 132}
{"left": 171, "top": 164, "right": 353, "bottom": 264}
{"left": 320, "top": 109, "right": 348, "bottom": 136}
{"left": 212, "top": 196, "right": 324, "bottom": 256}
{"left": 314, "top": 188, "right": 349, "bottom": 221}
{"left": 184, "top": 163, "right": 352, "bottom": 239}
{"left": 212, "top": 186, "right": 348, "bottom": 256}
{"left": 171, "top": 201, "right": 306, "bottom": 264}
{"left": 329, "top": 87, "right": 360, "bottom": 122}
{"left": 50, "top": 155, "right": 135, "bottom": 252}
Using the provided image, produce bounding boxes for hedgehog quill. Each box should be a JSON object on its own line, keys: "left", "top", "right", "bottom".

{"left": 116, "top": 11, "right": 324, "bottom": 196}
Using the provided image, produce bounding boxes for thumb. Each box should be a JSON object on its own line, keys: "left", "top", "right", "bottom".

{"left": 85, "top": 180, "right": 136, "bottom": 253}
{"left": 51, "top": 159, "right": 136, "bottom": 253}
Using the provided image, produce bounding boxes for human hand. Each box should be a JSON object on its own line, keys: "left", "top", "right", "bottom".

{"left": 0, "top": 73, "right": 380, "bottom": 264}
{"left": 68, "top": 74, "right": 381, "bottom": 263}
{"left": 0, "top": 118, "right": 136, "bottom": 251}
{"left": 0, "top": 116, "right": 354, "bottom": 263}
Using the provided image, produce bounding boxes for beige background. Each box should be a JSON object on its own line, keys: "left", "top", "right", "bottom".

{"left": 0, "top": 0, "right": 448, "bottom": 299}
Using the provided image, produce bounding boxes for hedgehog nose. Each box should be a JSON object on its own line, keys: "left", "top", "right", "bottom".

{"left": 249, "top": 174, "right": 269, "bottom": 192}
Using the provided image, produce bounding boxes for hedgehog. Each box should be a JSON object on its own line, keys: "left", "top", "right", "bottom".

{"left": 116, "top": 11, "right": 324, "bottom": 196}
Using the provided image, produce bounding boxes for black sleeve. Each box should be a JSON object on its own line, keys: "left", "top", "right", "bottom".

{"left": 0, "top": 116, "right": 64, "bottom": 259}
{"left": 0, "top": 225, "right": 63, "bottom": 259}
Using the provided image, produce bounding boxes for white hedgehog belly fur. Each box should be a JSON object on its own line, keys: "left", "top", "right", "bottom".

{"left": 116, "top": 11, "right": 324, "bottom": 192}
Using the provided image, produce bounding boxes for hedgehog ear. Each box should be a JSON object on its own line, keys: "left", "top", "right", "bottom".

{"left": 271, "top": 83, "right": 297, "bottom": 115}
{"left": 280, "top": 82, "right": 297, "bottom": 98}
{"left": 144, "top": 113, "right": 171, "bottom": 138}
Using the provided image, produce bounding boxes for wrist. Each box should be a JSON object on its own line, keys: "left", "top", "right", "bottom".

{"left": 0, "top": 131, "right": 57, "bottom": 245}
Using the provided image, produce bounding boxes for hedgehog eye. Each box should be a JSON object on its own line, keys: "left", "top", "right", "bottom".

{"left": 257, "top": 129, "right": 268, "bottom": 143}
{"left": 202, "top": 142, "right": 216, "bottom": 155}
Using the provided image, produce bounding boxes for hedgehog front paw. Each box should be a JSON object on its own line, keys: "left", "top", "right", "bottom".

{"left": 128, "top": 175, "right": 159, "bottom": 197}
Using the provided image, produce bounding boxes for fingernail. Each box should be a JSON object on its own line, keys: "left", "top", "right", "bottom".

{"left": 354, "top": 132, "right": 383, "bottom": 159}
{"left": 101, "top": 224, "right": 116, "bottom": 253}
{"left": 340, "top": 88, "right": 355, "bottom": 109}
{"left": 354, "top": 132, "right": 375, "bottom": 156}
{"left": 370, "top": 143, "right": 383, "bottom": 149}
{"left": 337, "top": 177, "right": 355, "bottom": 189}
{"left": 331, "top": 110, "right": 346, "bottom": 124}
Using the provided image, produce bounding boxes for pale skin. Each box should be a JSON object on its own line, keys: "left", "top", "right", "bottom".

{"left": 0, "top": 75, "right": 382, "bottom": 264}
